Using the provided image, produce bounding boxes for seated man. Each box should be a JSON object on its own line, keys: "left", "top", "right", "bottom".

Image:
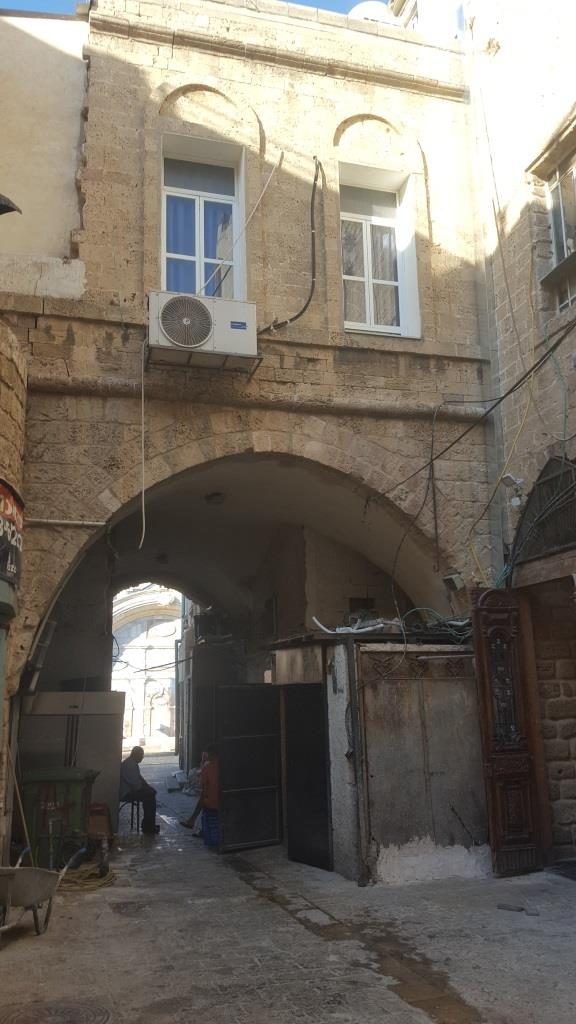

{"left": 120, "top": 746, "right": 159, "bottom": 835}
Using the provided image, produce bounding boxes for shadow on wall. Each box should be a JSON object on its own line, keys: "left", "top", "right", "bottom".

{"left": 0, "top": 16, "right": 87, "bottom": 260}
{"left": 30, "top": 453, "right": 420, "bottom": 695}
{"left": 9, "top": 19, "right": 502, "bottom": 687}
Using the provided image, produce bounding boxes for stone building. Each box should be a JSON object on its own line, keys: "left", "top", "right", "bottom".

{"left": 0, "top": 0, "right": 573, "bottom": 878}
{"left": 468, "top": 0, "right": 576, "bottom": 863}
{"left": 112, "top": 583, "right": 181, "bottom": 752}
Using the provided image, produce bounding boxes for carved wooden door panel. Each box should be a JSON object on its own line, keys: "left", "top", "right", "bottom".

{"left": 472, "top": 589, "right": 550, "bottom": 876}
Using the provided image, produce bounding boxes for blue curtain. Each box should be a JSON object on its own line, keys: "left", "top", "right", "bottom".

{"left": 204, "top": 201, "right": 233, "bottom": 260}
{"left": 166, "top": 196, "right": 195, "bottom": 256}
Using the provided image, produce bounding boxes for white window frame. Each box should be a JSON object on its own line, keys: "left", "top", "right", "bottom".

{"left": 547, "top": 158, "right": 576, "bottom": 313}
{"left": 339, "top": 163, "right": 421, "bottom": 339}
{"left": 549, "top": 161, "right": 576, "bottom": 265}
{"left": 341, "top": 210, "right": 401, "bottom": 336}
{"left": 161, "top": 137, "right": 247, "bottom": 301}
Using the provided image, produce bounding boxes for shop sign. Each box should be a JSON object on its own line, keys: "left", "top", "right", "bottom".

{"left": 0, "top": 479, "right": 23, "bottom": 586}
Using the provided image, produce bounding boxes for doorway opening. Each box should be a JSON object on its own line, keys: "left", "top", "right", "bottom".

{"left": 12, "top": 453, "right": 442, "bottom": 878}
{"left": 111, "top": 583, "right": 182, "bottom": 755}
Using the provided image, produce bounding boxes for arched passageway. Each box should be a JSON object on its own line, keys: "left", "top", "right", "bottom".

{"left": 13, "top": 454, "right": 484, "bottom": 882}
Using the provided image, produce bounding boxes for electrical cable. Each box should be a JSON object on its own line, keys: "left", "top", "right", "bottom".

{"left": 137, "top": 155, "right": 285, "bottom": 549}
{"left": 467, "top": 389, "right": 533, "bottom": 585}
{"left": 197, "top": 150, "right": 284, "bottom": 299}
{"left": 382, "top": 315, "right": 576, "bottom": 500}
{"left": 257, "top": 156, "right": 321, "bottom": 335}
{"left": 384, "top": 403, "right": 444, "bottom": 675}
{"left": 138, "top": 337, "right": 147, "bottom": 551}
{"left": 528, "top": 245, "right": 576, "bottom": 444}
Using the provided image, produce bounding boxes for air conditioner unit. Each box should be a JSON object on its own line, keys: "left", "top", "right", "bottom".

{"left": 148, "top": 291, "right": 258, "bottom": 370}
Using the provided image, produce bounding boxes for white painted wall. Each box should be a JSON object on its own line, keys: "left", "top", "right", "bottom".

{"left": 0, "top": 15, "right": 87, "bottom": 295}
{"left": 376, "top": 838, "right": 491, "bottom": 885}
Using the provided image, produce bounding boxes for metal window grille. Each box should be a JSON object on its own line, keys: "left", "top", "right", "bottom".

{"left": 512, "top": 458, "right": 576, "bottom": 565}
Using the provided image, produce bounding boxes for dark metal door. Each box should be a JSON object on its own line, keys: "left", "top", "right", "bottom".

{"left": 217, "top": 685, "right": 282, "bottom": 853}
{"left": 472, "top": 588, "right": 550, "bottom": 875}
{"left": 284, "top": 683, "right": 332, "bottom": 871}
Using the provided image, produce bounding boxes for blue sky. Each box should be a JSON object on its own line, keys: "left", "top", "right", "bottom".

{"left": 1, "top": 0, "right": 357, "bottom": 13}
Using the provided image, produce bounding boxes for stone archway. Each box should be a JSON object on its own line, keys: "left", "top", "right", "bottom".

{"left": 10, "top": 417, "right": 461, "bottom": 694}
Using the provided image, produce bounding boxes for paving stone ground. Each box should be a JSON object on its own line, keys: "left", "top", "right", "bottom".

{"left": 1, "top": 754, "right": 575, "bottom": 1024}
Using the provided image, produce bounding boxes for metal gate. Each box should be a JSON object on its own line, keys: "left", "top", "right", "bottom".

{"left": 217, "top": 684, "right": 282, "bottom": 853}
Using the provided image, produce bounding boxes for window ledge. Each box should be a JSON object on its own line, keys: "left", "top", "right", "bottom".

{"left": 345, "top": 324, "right": 405, "bottom": 338}
{"left": 540, "top": 250, "right": 576, "bottom": 288}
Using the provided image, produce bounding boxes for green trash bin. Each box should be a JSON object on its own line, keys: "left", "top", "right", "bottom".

{"left": 21, "top": 768, "right": 99, "bottom": 868}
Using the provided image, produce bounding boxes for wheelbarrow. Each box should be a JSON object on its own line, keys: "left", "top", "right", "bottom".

{"left": 0, "top": 848, "right": 82, "bottom": 942}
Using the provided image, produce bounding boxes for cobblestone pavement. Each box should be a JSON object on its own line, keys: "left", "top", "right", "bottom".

{"left": 1, "top": 755, "right": 575, "bottom": 1024}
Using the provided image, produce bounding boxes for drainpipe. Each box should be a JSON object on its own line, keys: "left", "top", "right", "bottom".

{"left": 346, "top": 637, "right": 371, "bottom": 886}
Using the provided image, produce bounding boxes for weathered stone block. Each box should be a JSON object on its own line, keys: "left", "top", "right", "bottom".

{"left": 548, "top": 781, "right": 561, "bottom": 801}
{"left": 544, "top": 739, "right": 571, "bottom": 760}
{"left": 546, "top": 698, "right": 576, "bottom": 720}
{"left": 538, "top": 641, "right": 571, "bottom": 659}
{"left": 558, "top": 720, "right": 576, "bottom": 740}
{"left": 547, "top": 762, "right": 575, "bottom": 781}
{"left": 553, "top": 801, "right": 576, "bottom": 826}
{"left": 560, "top": 780, "right": 576, "bottom": 800}
{"left": 552, "top": 826, "right": 574, "bottom": 846}
{"left": 556, "top": 660, "right": 576, "bottom": 679}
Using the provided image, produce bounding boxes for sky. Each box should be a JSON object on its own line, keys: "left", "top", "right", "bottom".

{"left": 0, "top": 0, "right": 358, "bottom": 14}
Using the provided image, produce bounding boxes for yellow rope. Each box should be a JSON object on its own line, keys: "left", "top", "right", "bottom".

{"left": 59, "top": 862, "right": 116, "bottom": 892}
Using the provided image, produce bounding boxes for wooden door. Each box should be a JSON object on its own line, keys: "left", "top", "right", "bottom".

{"left": 472, "top": 589, "right": 550, "bottom": 875}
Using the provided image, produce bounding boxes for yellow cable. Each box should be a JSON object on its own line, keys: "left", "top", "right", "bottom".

{"left": 468, "top": 384, "right": 533, "bottom": 584}
{"left": 60, "top": 863, "right": 116, "bottom": 892}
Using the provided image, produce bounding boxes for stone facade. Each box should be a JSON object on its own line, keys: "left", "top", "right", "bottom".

{"left": 0, "top": 321, "right": 26, "bottom": 498}
{"left": 0, "top": 319, "right": 27, "bottom": 839}
{"left": 469, "top": 0, "right": 576, "bottom": 553}
{"left": 530, "top": 579, "right": 576, "bottom": 859}
{"left": 1, "top": 0, "right": 497, "bottom": 708}
{"left": 469, "top": 2, "right": 576, "bottom": 858}
{"left": 6, "top": 0, "right": 576, "bottom": 865}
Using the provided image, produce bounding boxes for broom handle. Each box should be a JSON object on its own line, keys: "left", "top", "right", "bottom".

{"left": 6, "top": 743, "right": 34, "bottom": 866}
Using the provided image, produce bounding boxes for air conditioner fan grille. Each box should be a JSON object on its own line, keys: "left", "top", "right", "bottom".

{"left": 160, "top": 295, "right": 213, "bottom": 348}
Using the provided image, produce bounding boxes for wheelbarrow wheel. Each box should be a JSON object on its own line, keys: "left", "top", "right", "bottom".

{"left": 32, "top": 898, "right": 53, "bottom": 936}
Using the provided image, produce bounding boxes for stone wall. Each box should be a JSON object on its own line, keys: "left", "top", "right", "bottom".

{"left": 0, "top": 0, "right": 500, "bottom": 839}
{"left": 0, "top": 0, "right": 499, "bottom": 687}
{"left": 530, "top": 577, "right": 576, "bottom": 860}
{"left": 468, "top": 0, "right": 576, "bottom": 563}
{"left": 0, "top": 319, "right": 26, "bottom": 849}
{"left": 304, "top": 529, "right": 409, "bottom": 629}
{"left": 0, "top": 321, "right": 26, "bottom": 495}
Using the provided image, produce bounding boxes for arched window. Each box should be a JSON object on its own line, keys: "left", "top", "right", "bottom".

{"left": 511, "top": 458, "right": 576, "bottom": 565}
